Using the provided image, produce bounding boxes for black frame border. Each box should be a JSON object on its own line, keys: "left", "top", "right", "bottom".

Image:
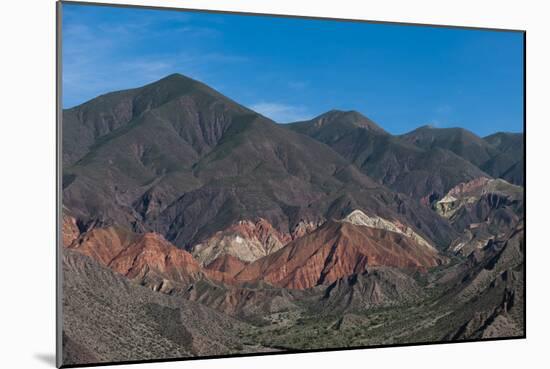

{"left": 56, "top": 1, "right": 527, "bottom": 368}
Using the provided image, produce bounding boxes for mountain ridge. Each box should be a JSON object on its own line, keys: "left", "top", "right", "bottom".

{"left": 63, "top": 73, "right": 460, "bottom": 252}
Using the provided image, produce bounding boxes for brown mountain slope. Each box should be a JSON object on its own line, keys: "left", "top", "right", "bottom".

{"left": 400, "top": 125, "right": 499, "bottom": 167}
{"left": 235, "top": 221, "right": 444, "bottom": 290}
{"left": 62, "top": 73, "right": 252, "bottom": 166}
{"left": 287, "top": 112, "right": 490, "bottom": 200}
{"left": 63, "top": 74, "right": 458, "bottom": 252}
{"left": 290, "top": 110, "right": 387, "bottom": 138}
{"left": 401, "top": 126, "right": 524, "bottom": 186}
{"left": 482, "top": 132, "right": 524, "bottom": 185}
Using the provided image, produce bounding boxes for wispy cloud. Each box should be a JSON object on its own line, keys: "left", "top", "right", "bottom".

{"left": 287, "top": 80, "right": 308, "bottom": 90}
{"left": 250, "top": 102, "right": 312, "bottom": 123}
{"left": 62, "top": 10, "right": 248, "bottom": 108}
{"left": 424, "top": 104, "right": 457, "bottom": 128}
{"left": 434, "top": 104, "right": 453, "bottom": 114}
{"left": 425, "top": 120, "right": 442, "bottom": 128}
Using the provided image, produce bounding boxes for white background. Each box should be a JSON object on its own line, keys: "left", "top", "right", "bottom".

{"left": 0, "top": 0, "right": 547, "bottom": 368}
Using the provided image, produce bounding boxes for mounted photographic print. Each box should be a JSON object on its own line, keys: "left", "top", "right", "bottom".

{"left": 57, "top": 1, "right": 526, "bottom": 367}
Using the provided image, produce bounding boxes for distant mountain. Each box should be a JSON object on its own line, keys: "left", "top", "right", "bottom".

{"left": 400, "top": 126, "right": 524, "bottom": 185}
{"left": 63, "top": 74, "right": 457, "bottom": 252}
{"left": 289, "top": 115, "right": 524, "bottom": 198}
{"left": 289, "top": 110, "right": 387, "bottom": 138}
{"left": 484, "top": 132, "right": 524, "bottom": 154}
{"left": 482, "top": 132, "right": 524, "bottom": 185}
{"left": 399, "top": 125, "right": 499, "bottom": 167}
{"left": 288, "top": 112, "right": 489, "bottom": 200}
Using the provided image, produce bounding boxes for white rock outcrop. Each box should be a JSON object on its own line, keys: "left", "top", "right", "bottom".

{"left": 341, "top": 209, "right": 436, "bottom": 251}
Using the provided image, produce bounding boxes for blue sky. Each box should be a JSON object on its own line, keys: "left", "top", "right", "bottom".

{"left": 62, "top": 3, "right": 524, "bottom": 136}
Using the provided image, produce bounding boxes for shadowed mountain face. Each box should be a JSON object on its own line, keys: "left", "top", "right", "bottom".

{"left": 288, "top": 113, "right": 490, "bottom": 200}
{"left": 401, "top": 127, "right": 524, "bottom": 186}
{"left": 288, "top": 114, "right": 524, "bottom": 198}
{"left": 399, "top": 125, "right": 500, "bottom": 167}
{"left": 482, "top": 132, "right": 524, "bottom": 185}
{"left": 62, "top": 73, "right": 251, "bottom": 167}
{"left": 61, "top": 74, "right": 524, "bottom": 366}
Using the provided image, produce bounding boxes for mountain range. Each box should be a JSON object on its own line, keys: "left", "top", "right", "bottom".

{"left": 61, "top": 73, "right": 525, "bottom": 366}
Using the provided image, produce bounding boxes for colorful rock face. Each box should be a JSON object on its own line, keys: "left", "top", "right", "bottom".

{"left": 234, "top": 220, "right": 444, "bottom": 290}
{"left": 190, "top": 218, "right": 293, "bottom": 265}
{"left": 66, "top": 225, "right": 204, "bottom": 291}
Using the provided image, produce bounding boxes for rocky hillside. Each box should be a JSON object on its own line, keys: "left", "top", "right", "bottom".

{"left": 62, "top": 250, "right": 265, "bottom": 366}
{"left": 482, "top": 132, "right": 524, "bottom": 185}
{"left": 288, "top": 112, "right": 490, "bottom": 200}
{"left": 434, "top": 177, "right": 523, "bottom": 256}
{"left": 288, "top": 113, "right": 524, "bottom": 200}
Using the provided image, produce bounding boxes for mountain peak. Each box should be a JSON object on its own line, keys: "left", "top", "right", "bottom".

{"left": 153, "top": 72, "right": 201, "bottom": 86}
{"left": 322, "top": 109, "right": 360, "bottom": 116}
{"left": 413, "top": 124, "right": 470, "bottom": 133}
{"left": 162, "top": 72, "right": 187, "bottom": 80}
{"left": 144, "top": 72, "right": 206, "bottom": 92}
{"left": 400, "top": 125, "right": 499, "bottom": 168}
{"left": 417, "top": 124, "right": 437, "bottom": 130}
{"left": 403, "top": 125, "right": 484, "bottom": 143}
{"left": 311, "top": 109, "right": 387, "bottom": 134}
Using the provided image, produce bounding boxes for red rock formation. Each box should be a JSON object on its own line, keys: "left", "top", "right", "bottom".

{"left": 66, "top": 227, "right": 204, "bottom": 288}
{"left": 108, "top": 232, "right": 203, "bottom": 285}
{"left": 66, "top": 226, "right": 138, "bottom": 266}
{"left": 64, "top": 218, "right": 444, "bottom": 293}
{"left": 235, "top": 221, "right": 444, "bottom": 290}
{"left": 64, "top": 224, "right": 251, "bottom": 292}
{"left": 204, "top": 254, "right": 248, "bottom": 278}
{"left": 191, "top": 218, "right": 293, "bottom": 265}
